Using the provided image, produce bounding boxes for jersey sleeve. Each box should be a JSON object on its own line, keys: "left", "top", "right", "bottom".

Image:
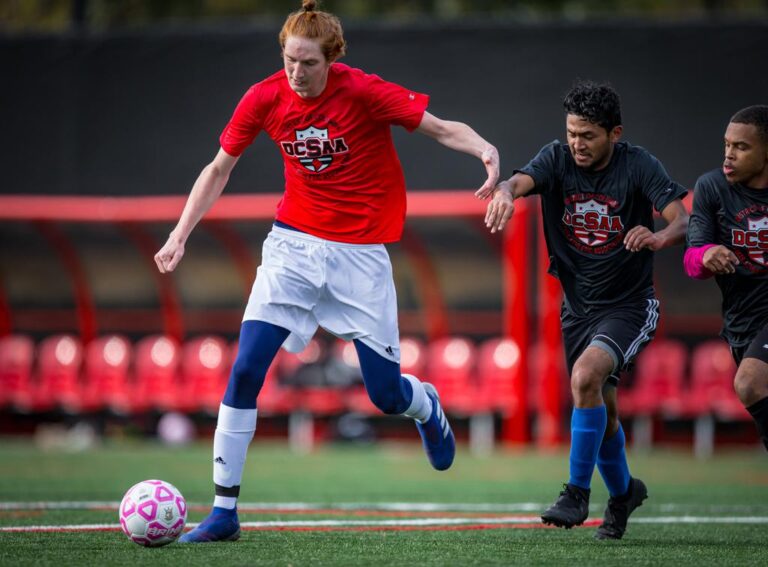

{"left": 634, "top": 150, "right": 688, "bottom": 212}
{"left": 514, "top": 141, "right": 560, "bottom": 195}
{"left": 364, "top": 73, "right": 429, "bottom": 132}
{"left": 219, "top": 84, "right": 269, "bottom": 157}
{"left": 686, "top": 174, "right": 720, "bottom": 248}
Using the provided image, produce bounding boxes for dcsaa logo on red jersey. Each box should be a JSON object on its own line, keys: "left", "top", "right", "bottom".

{"left": 732, "top": 216, "right": 768, "bottom": 266}
{"left": 280, "top": 125, "right": 349, "bottom": 172}
{"left": 562, "top": 198, "right": 624, "bottom": 247}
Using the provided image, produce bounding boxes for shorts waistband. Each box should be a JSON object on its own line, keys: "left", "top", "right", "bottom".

{"left": 270, "top": 224, "right": 384, "bottom": 249}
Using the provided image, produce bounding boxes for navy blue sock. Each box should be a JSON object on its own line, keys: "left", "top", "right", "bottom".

{"left": 354, "top": 340, "right": 412, "bottom": 415}
{"left": 222, "top": 321, "right": 290, "bottom": 409}
{"left": 568, "top": 405, "right": 608, "bottom": 489}
{"left": 597, "top": 423, "right": 631, "bottom": 497}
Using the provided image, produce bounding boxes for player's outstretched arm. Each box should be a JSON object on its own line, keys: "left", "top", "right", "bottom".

{"left": 415, "top": 111, "right": 499, "bottom": 200}
{"left": 154, "top": 148, "right": 240, "bottom": 274}
{"left": 484, "top": 173, "right": 535, "bottom": 233}
{"left": 624, "top": 199, "right": 689, "bottom": 252}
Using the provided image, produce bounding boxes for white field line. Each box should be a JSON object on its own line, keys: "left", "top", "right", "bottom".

{"left": 0, "top": 501, "right": 549, "bottom": 512}
{"left": 4, "top": 501, "right": 768, "bottom": 513}
{"left": 634, "top": 517, "right": 768, "bottom": 524}
{"left": 3, "top": 515, "right": 768, "bottom": 533}
{"left": 1, "top": 517, "right": 539, "bottom": 532}
{"left": 3, "top": 501, "right": 768, "bottom": 532}
{"left": 2, "top": 524, "right": 118, "bottom": 532}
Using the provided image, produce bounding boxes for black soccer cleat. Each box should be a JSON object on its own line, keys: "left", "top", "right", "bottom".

{"left": 541, "top": 483, "right": 590, "bottom": 529}
{"left": 594, "top": 477, "right": 648, "bottom": 540}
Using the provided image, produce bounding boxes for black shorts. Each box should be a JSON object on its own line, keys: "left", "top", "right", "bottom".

{"left": 731, "top": 324, "right": 768, "bottom": 366}
{"left": 561, "top": 297, "right": 660, "bottom": 386}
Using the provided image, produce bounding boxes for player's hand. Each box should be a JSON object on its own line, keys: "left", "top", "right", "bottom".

{"left": 154, "top": 234, "right": 186, "bottom": 273}
{"left": 485, "top": 182, "right": 514, "bottom": 233}
{"left": 624, "top": 226, "right": 662, "bottom": 252}
{"left": 474, "top": 146, "right": 500, "bottom": 200}
{"left": 702, "top": 245, "right": 739, "bottom": 274}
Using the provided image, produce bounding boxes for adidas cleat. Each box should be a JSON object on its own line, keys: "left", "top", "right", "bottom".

{"left": 415, "top": 382, "right": 455, "bottom": 471}
{"left": 594, "top": 477, "right": 648, "bottom": 540}
{"left": 178, "top": 506, "right": 241, "bottom": 543}
{"left": 541, "top": 483, "right": 591, "bottom": 529}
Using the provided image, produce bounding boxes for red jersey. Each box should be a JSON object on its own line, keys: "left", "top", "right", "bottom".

{"left": 220, "top": 63, "right": 429, "bottom": 244}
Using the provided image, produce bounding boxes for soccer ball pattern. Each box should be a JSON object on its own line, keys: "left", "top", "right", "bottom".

{"left": 119, "top": 479, "right": 187, "bottom": 547}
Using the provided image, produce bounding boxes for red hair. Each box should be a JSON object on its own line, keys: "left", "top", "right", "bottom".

{"left": 279, "top": 0, "right": 346, "bottom": 62}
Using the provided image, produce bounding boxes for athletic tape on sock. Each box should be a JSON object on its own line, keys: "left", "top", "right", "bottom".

{"left": 217, "top": 403, "right": 258, "bottom": 432}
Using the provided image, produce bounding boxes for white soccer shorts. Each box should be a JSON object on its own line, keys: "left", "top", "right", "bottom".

{"left": 243, "top": 225, "right": 401, "bottom": 363}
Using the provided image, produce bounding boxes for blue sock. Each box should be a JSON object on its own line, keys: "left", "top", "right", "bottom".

{"left": 597, "top": 423, "right": 631, "bottom": 497}
{"left": 222, "top": 321, "right": 290, "bottom": 409}
{"left": 568, "top": 405, "right": 607, "bottom": 489}
{"left": 354, "top": 340, "right": 412, "bottom": 415}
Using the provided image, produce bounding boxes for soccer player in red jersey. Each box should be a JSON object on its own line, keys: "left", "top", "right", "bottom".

{"left": 685, "top": 105, "right": 768, "bottom": 453}
{"left": 154, "top": 0, "right": 499, "bottom": 543}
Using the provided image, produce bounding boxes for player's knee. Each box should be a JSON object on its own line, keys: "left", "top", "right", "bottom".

{"left": 225, "top": 356, "right": 267, "bottom": 404}
{"left": 570, "top": 367, "right": 602, "bottom": 400}
{"left": 733, "top": 370, "right": 757, "bottom": 405}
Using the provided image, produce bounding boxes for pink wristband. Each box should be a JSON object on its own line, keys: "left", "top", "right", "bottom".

{"left": 684, "top": 244, "right": 717, "bottom": 279}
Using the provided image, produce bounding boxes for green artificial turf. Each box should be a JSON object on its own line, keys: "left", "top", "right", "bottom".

{"left": 0, "top": 438, "right": 766, "bottom": 566}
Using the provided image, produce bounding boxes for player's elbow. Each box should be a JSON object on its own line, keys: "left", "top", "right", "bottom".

{"left": 430, "top": 118, "right": 456, "bottom": 142}
{"left": 203, "top": 160, "right": 232, "bottom": 186}
{"left": 673, "top": 212, "right": 690, "bottom": 244}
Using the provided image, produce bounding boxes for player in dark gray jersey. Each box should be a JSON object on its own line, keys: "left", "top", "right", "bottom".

{"left": 519, "top": 140, "right": 684, "bottom": 312}
{"left": 485, "top": 81, "right": 689, "bottom": 539}
{"left": 685, "top": 105, "right": 768, "bottom": 452}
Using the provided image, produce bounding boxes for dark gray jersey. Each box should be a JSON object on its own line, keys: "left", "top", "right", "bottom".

{"left": 517, "top": 141, "right": 686, "bottom": 315}
{"left": 687, "top": 169, "right": 768, "bottom": 346}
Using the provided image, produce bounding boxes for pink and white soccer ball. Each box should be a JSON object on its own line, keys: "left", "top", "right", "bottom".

{"left": 119, "top": 479, "right": 187, "bottom": 547}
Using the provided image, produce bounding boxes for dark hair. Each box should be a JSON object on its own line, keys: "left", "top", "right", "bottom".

{"left": 279, "top": 0, "right": 346, "bottom": 62}
{"left": 730, "top": 105, "right": 768, "bottom": 145}
{"left": 563, "top": 80, "right": 622, "bottom": 132}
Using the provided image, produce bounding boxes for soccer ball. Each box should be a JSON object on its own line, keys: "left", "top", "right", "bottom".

{"left": 119, "top": 479, "right": 187, "bottom": 547}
